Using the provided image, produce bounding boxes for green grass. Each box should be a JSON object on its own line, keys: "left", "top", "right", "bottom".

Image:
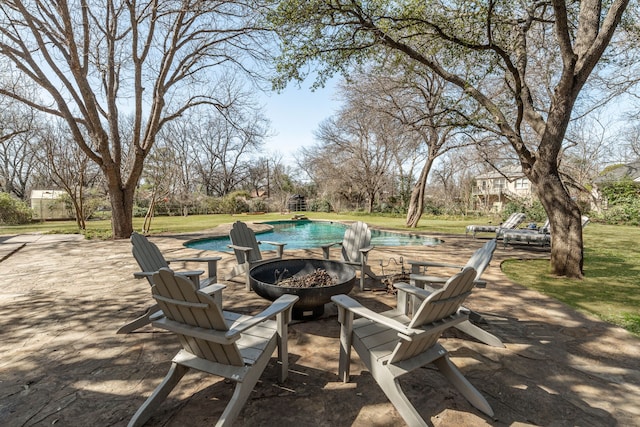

{"left": 502, "top": 223, "right": 640, "bottom": 335}
{"left": 2, "top": 213, "right": 638, "bottom": 335}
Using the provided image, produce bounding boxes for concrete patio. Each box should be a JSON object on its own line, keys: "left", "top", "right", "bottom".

{"left": 1, "top": 224, "right": 639, "bottom": 426}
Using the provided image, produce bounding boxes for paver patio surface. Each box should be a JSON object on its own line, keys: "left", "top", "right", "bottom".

{"left": 1, "top": 223, "right": 639, "bottom": 426}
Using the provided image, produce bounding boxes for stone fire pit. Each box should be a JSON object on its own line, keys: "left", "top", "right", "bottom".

{"left": 249, "top": 258, "right": 356, "bottom": 320}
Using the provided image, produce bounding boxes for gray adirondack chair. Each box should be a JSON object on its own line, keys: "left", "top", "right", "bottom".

{"left": 128, "top": 268, "right": 298, "bottom": 427}
{"left": 321, "top": 221, "right": 379, "bottom": 290}
{"left": 224, "top": 221, "right": 286, "bottom": 290}
{"left": 407, "top": 239, "right": 503, "bottom": 347}
{"left": 332, "top": 267, "right": 493, "bottom": 426}
{"left": 117, "top": 232, "right": 223, "bottom": 334}
{"left": 465, "top": 212, "right": 526, "bottom": 238}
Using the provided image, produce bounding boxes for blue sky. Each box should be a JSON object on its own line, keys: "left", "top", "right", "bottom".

{"left": 260, "top": 79, "right": 340, "bottom": 164}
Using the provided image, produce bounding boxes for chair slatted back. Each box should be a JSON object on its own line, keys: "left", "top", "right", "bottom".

{"left": 539, "top": 218, "right": 551, "bottom": 234}
{"left": 131, "top": 233, "right": 169, "bottom": 284}
{"left": 151, "top": 268, "right": 244, "bottom": 366}
{"left": 464, "top": 239, "right": 497, "bottom": 281}
{"left": 229, "top": 221, "right": 263, "bottom": 264}
{"left": 501, "top": 213, "right": 526, "bottom": 229}
{"left": 389, "top": 267, "right": 477, "bottom": 364}
{"left": 341, "top": 221, "right": 371, "bottom": 263}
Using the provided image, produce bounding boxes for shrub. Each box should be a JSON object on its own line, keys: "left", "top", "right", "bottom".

{"left": 250, "top": 198, "right": 268, "bottom": 213}
{"left": 0, "top": 192, "right": 33, "bottom": 225}
{"left": 220, "top": 191, "right": 251, "bottom": 214}
{"left": 308, "top": 198, "right": 333, "bottom": 212}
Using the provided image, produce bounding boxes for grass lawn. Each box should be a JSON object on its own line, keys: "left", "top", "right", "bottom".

{"left": 2, "top": 212, "right": 638, "bottom": 335}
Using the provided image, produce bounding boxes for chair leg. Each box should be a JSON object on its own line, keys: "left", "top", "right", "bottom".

{"left": 433, "top": 355, "right": 494, "bottom": 417}
{"left": 215, "top": 350, "right": 272, "bottom": 427}
{"left": 374, "top": 369, "right": 427, "bottom": 426}
{"left": 244, "top": 267, "right": 251, "bottom": 291}
{"left": 360, "top": 264, "right": 379, "bottom": 291}
{"left": 117, "top": 304, "right": 161, "bottom": 334}
{"left": 224, "top": 262, "right": 249, "bottom": 281}
{"left": 128, "top": 362, "right": 190, "bottom": 427}
{"left": 455, "top": 320, "right": 505, "bottom": 348}
{"left": 336, "top": 308, "right": 354, "bottom": 383}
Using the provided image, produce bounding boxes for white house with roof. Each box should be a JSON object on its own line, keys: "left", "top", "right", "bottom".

{"left": 470, "top": 165, "right": 534, "bottom": 212}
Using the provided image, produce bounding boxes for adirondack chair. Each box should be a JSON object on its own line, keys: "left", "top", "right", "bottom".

{"left": 321, "top": 221, "right": 379, "bottom": 291}
{"left": 465, "top": 212, "right": 526, "bottom": 238}
{"left": 128, "top": 268, "right": 298, "bottom": 427}
{"left": 117, "top": 232, "right": 223, "bottom": 334}
{"left": 224, "top": 221, "right": 286, "bottom": 290}
{"left": 332, "top": 267, "right": 493, "bottom": 426}
{"left": 407, "top": 239, "right": 504, "bottom": 347}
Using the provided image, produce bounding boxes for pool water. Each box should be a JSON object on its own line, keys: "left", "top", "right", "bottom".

{"left": 185, "top": 220, "right": 442, "bottom": 252}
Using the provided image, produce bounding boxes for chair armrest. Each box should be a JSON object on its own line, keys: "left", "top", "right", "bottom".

{"left": 320, "top": 242, "right": 341, "bottom": 249}
{"left": 407, "top": 259, "right": 462, "bottom": 270}
{"left": 133, "top": 271, "right": 154, "bottom": 279}
{"left": 200, "top": 283, "right": 226, "bottom": 309}
{"left": 228, "top": 244, "right": 252, "bottom": 252}
{"left": 228, "top": 244, "right": 253, "bottom": 264}
{"left": 321, "top": 242, "right": 341, "bottom": 259}
{"left": 259, "top": 241, "right": 286, "bottom": 248}
{"left": 134, "top": 270, "right": 204, "bottom": 279}
{"left": 359, "top": 246, "right": 375, "bottom": 255}
{"left": 259, "top": 241, "right": 286, "bottom": 257}
{"left": 169, "top": 256, "right": 222, "bottom": 262}
{"left": 169, "top": 256, "right": 221, "bottom": 278}
{"left": 331, "top": 294, "right": 420, "bottom": 338}
{"left": 394, "top": 282, "right": 434, "bottom": 300}
{"left": 227, "top": 294, "right": 299, "bottom": 337}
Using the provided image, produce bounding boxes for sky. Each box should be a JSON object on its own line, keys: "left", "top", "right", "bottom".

{"left": 259, "top": 79, "right": 340, "bottom": 164}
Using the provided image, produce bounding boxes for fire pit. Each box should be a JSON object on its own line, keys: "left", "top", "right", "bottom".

{"left": 249, "top": 258, "right": 356, "bottom": 320}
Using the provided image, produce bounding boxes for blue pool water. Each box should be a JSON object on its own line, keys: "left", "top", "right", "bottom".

{"left": 185, "top": 220, "right": 442, "bottom": 252}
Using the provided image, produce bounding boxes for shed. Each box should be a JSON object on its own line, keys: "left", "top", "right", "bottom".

{"left": 30, "top": 190, "right": 73, "bottom": 220}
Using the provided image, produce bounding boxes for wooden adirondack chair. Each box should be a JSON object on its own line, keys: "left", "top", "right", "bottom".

{"left": 117, "top": 232, "right": 223, "bottom": 334}
{"left": 332, "top": 267, "right": 493, "bottom": 426}
{"left": 224, "top": 221, "right": 286, "bottom": 290}
{"left": 128, "top": 268, "right": 298, "bottom": 427}
{"left": 321, "top": 221, "right": 379, "bottom": 291}
{"left": 407, "top": 239, "right": 504, "bottom": 347}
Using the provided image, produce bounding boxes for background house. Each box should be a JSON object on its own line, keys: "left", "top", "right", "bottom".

{"left": 470, "top": 165, "right": 534, "bottom": 212}
{"left": 591, "top": 159, "right": 640, "bottom": 212}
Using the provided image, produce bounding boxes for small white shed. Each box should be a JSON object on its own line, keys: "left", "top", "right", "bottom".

{"left": 30, "top": 190, "right": 73, "bottom": 220}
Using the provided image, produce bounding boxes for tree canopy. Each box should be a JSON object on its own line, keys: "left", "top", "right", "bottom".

{"left": 267, "top": 0, "right": 632, "bottom": 277}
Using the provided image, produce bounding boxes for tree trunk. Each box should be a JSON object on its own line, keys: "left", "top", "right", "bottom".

{"left": 406, "top": 183, "right": 424, "bottom": 228}
{"left": 406, "top": 158, "right": 434, "bottom": 227}
{"left": 108, "top": 183, "right": 135, "bottom": 239}
{"left": 368, "top": 191, "right": 375, "bottom": 213}
{"left": 532, "top": 165, "right": 584, "bottom": 278}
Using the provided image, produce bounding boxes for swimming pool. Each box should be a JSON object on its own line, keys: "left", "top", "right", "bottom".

{"left": 185, "top": 220, "right": 442, "bottom": 252}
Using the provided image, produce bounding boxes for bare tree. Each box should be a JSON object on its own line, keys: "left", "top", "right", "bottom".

{"left": 313, "top": 100, "right": 397, "bottom": 213}
{"left": 0, "top": 0, "right": 271, "bottom": 238}
{"left": 39, "top": 121, "right": 102, "bottom": 230}
{"left": 0, "top": 99, "right": 39, "bottom": 199}
{"left": 351, "top": 65, "right": 478, "bottom": 226}
{"left": 190, "top": 85, "right": 271, "bottom": 197}
{"left": 562, "top": 116, "right": 617, "bottom": 209}
{"left": 138, "top": 143, "right": 180, "bottom": 233}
